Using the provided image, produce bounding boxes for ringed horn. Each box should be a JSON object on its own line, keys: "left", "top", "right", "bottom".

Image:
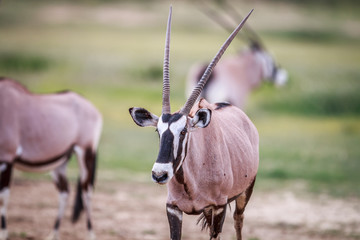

{"left": 161, "top": 6, "right": 253, "bottom": 115}
{"left": 162, "top": 6, "right": 172, "bottom": 114}
{"left": 180, "top": 8, "right": 253, "bottom": 115}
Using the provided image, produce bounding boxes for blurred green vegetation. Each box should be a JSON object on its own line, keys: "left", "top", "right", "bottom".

{"left": 0, "top": 0, "right": 359, "bottom": 197}
{"left": 0, "top": 52, "right": 52, "bottom": 72}
{"left": 267, "top": 0, "right": 360, "bottom": 7}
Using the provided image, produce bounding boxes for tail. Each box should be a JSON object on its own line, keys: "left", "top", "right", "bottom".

{"left": 72, "top": 178, "right": 84, "bottom": 223}
{"left": 72, "top": 149, "right": 98, "bottom": 223}
{"left": 197, "top": 205, "right": 230, "bottom": 232}
{"left": 89, "top": 150, "right": 97, "bottom": 187}
{"left": 197, "top": 207, "right": 213, "bottom": 231}
{"left": 197, "top": 212, "right": 209, "bottom": 231}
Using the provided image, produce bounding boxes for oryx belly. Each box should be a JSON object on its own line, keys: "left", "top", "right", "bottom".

{"left": 14, "top": 155, "right": 69, "bottom": 172}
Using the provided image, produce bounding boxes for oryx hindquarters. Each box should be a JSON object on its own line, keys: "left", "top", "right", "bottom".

{"left": 129, "top": 7, "right": 257, "bottom": 240}
{"left": 0, "top": 78, "right": 102, "bottom": 240}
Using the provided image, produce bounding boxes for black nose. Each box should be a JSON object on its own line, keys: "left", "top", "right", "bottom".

{"left": 152, "top": 171, "right": 168, "bottom": 184}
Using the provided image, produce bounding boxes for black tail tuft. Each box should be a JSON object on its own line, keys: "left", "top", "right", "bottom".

{"left": 72, "top": 178, "right": 84, "bottom": 223}
{"left": 197, "top": 213, "right": 210, "bottom": 231}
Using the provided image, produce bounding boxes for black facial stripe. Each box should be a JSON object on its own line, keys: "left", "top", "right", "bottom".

{"left": 156, "top": 130, "right": 174, "bottom": 164}
{"left": 173, "top": 129, "right": 187, "bottom": 171}
{"left": 161, "top": 113, "right": 172, "bottom": 123}
{"left": 157, "top": 113, "right": 187, "bottom": 168}
{"left": 184, "top": 136, "right": 188, "bottom": 159}
{"left": 175, "top": 166, "right": 184, "bottom": 184}
{"left": 162, "top": 113, "right": 183, "bottom": 124}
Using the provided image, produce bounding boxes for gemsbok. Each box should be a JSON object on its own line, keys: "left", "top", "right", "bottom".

{"left": 186, "top": 1, "right": 288, "bottom": 109}
{"left": 0, "top": 78, "right": 102, "bottom": 240}
{"left": 129, "top": 7, "right": 258, "bottom": 240}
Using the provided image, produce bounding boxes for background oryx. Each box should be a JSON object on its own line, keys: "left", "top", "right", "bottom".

{"left": 129, "top": 7, "right": 258, "bottom": 240}
{"left": 186, "top": 0, "right": 288, "bottom": 109}
{"left": 0, "top": 78, "right": 102, "bottom": 240}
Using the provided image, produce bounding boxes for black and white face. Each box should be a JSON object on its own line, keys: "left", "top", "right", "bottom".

{"left": 129, "top": 107, "right": 211, "bottom": 184}
{"left": 256, "top": 50, "right": 288, "bottom": 87}
{"left": 153, "top": 113, "right": 189, "bottom": 184}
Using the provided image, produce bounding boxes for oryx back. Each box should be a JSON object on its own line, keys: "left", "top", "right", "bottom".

{"left": 0, "top": 78, "right": 102, "bottom": 171}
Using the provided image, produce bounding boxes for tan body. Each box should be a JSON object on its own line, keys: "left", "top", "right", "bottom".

{"left": 168, "top": 99, "right": 259, "bottom": 214}
{"left": 0, "top": 79, "right": 101, "bottom": 166}
{"left": 0, "top": 78, "right": 102, "bottom": 240}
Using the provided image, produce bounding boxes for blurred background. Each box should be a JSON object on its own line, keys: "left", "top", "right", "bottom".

{"left": 0, "top": 0, "right": 359, "bottom": 239}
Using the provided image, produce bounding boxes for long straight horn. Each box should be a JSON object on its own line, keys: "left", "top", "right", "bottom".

{"left": 196, "top": 0, "right": 243, "bottom": 44}
{"left": 219, "top": 1, "right": 265, "bottom": 50}
{"left": 180, "top": 9, "right": 253, "bottom": 115}
{"left": 162, "top": 6, "right": 172, "bottom": 114}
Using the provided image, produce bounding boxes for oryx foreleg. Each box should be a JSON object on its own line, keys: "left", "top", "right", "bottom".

{"left": 0, "top": 163, "right": 13, "bottom": 240}
{"left": 46, "top": 160, "right": 69, "bottom": 240}
{"left": 166, "top": 204, "right": 183, "bottom": 240}
{"left": 75, "top": 146, "right": 96, "bottom": 240}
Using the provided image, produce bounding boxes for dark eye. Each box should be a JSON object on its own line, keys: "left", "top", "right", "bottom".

{"left": 180, "top": 129, "right": 187, "bottom": 135}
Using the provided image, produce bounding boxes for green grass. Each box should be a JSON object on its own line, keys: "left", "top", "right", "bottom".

{"left": 0, "top": 0, "right": 359, "bottom": 197}
{"left": 0, "top": 52, "right": 53, "bottom": 72}
{"left": 255, "top": 115, "right": 360, "bottom": 197}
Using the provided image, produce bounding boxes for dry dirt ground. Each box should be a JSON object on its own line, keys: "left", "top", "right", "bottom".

{"left": 4, "top": 178, "right": 360, "bottom": 240}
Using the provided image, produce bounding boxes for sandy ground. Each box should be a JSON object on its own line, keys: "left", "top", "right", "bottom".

{"left": 3, "top": 178, "right": 360, "bottom": 240}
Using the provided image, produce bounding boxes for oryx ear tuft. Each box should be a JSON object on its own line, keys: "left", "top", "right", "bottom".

{"left": 191, "top": 108, "right": 211, "bottom": 128}
{"left": 129, "top": 107, "right": 159, "bottom": 127}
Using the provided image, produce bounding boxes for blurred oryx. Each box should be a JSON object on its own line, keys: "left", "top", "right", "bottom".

{"left": 186, "top": 0, "right": 288, "bottom": 108}
{"left": 0, "top": 78, "right": 102, "bottom": 240}
{"left": 130, "top": 7, "right": 258, "bottom": 240}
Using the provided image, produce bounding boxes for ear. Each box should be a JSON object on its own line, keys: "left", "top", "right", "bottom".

{"left": 129, "top": 107, "right": 159, "bottom": 127}
{"left": 190, "top": 108, "right": 211, "bottom": 129}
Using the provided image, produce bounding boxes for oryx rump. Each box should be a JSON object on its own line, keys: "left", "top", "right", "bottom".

{"left": 129, "top": 7, "right": 258, "bottom": 240}
{"left": 0, "top": 78, "right": 102, "bottom": 240}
